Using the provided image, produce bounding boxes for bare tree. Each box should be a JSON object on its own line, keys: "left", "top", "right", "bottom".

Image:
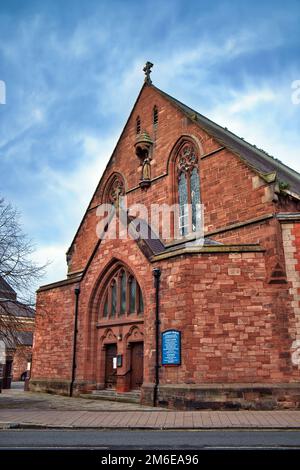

{"left": 0, "top": 197, "right": 46, "bottom": 348}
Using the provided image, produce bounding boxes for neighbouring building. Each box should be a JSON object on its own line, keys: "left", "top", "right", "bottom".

{"left": 0, "top": 276, "right": 35, "bottom": 388}
{"left": 30, "top": 64, "right": 300, "bottom": 409}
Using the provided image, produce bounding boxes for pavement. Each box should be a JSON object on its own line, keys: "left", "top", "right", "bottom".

{"left": 1, "top": 384, "right": 300, "bottom": 430}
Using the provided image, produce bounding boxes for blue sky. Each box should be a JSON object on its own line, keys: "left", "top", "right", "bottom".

{"left": 0, "top": 0, "right": 300, "bottom": 291}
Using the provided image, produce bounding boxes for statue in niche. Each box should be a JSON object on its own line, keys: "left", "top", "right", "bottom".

{"left": 134, "top": 130, "right": 153, "bottom": 189}
{"left": 142, "top": 157, "right": 151, "bottom": 181}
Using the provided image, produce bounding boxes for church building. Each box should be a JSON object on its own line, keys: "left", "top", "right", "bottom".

{"left": 30, "top": 64, "right": 300, "bottom": 409}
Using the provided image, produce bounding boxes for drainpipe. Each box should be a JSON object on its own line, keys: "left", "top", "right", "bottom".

{"left": 153, "top": 268, "right": 161, "bottom": 407}
{"left": 70, "top": 287, "right": 80, "bottom": 397}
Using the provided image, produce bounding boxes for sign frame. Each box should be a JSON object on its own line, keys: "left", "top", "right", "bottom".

{"left": 161, "top": 329, "right": 181, "bottom": 366}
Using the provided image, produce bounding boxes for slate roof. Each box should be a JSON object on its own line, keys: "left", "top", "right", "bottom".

{"left": 2, "top": 330, "right": 33, "bottom": 348}
{"left": 0, "top": 299, "right": 35, "bottom": 319}
{"left": 0, "top": 276, "right": 35, "bottom": 319}
{"left": 128, "top": 216, "right": 221, "bottom": 258}
{"left": 0, "top": 276, "right": 17, "bottom": 301}
{"left": 154, "top": 85, "right": 300, "bottom": 195}
{"left": 16, "top": 331, "right": 33, "bottom": 346}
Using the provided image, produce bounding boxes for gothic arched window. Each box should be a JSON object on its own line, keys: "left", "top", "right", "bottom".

{"left": 105, "top": 174, "right": 125, "bottom": 208}
{"left": 176, "top": 142, "right": 201, "bottom": 236}
{"left": 101, "top": 266, "right": 144, "bottom": 318}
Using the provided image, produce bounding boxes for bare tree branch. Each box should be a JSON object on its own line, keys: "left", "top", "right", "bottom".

{"left": 0, "top": 197, "right": 47, "bottom": 348}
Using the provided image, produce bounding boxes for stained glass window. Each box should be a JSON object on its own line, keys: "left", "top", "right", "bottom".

{"left": 107, "top": 175, "right": 125, "bottom": 207}
{"left": 138, "top": 286, "right": 144, "bottom": 314}
{"left": 178, "top": 172, "right": 188, "bottom": 236}
{"left": 191, "top": 167, "right": 201, "bottom": 232}
{"left": 120, "top": 271, "right": 126, "bottom": 314}
{"left": 177, "top": 142, "right": 201, "bottom": 237}
{"left": 111, "top": 280, "right": 117, "bottom": 316}
{"left": 129, "top": 278, "right": 136, "bottom": 314}
{"left": 101, "top": 267, "right": 143, "bottom": 318}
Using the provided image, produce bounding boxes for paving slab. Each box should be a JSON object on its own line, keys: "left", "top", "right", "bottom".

{"left": 1, "top": 386, "right": 300, "bottom": 430}
{"left": 1, "top": 408, "right": 300, "bottom": 429}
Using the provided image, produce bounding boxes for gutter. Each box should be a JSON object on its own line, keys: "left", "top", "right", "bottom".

{"left": 153, "top": 268, "right": 161, "bottom": 407}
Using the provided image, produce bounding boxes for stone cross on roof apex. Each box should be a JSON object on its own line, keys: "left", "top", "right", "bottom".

{"left": 143, "top": 61, "right": 153, "bottom": 84}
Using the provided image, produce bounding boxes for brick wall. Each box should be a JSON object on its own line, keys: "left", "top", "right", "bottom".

{"left": 154, "top": 250, "right": 296, "bottom": 386}
{"left": 282, "top": 222, "right": 300, "bottom": 350}
{"left": 30, "top": 282, "right": 77, "bottom": 394}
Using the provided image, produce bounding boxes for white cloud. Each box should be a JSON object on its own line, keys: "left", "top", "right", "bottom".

{"left": 32, "top": 243, "right": 68, "bottom": 289}
{"left": 206, "top": 83, "right": 300, "bottom": 172}
{"left": 228, "top": 89, "right": 277, "bottom": 114}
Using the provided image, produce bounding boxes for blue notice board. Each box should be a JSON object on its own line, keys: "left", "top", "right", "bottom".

{"left": 162, "top": 330, "right": 181, "bottom": 366}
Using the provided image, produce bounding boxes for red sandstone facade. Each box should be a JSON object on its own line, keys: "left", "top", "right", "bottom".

{"left": 30, "top": 76, "right": 300, "bottom": 409}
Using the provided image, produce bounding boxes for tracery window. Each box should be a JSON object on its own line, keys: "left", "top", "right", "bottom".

{"left": 101, "top": 267, "right": 144, "bottom": 318}
{"left": 105, "top": 174, "right": 125, "bottom": 208}
{"left": 176, "top": 142, "right": 201, "bottom": 236}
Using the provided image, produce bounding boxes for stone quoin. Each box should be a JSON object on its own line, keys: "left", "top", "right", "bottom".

{"left": 30, "top": 63, "right": 300, "bottom": 410}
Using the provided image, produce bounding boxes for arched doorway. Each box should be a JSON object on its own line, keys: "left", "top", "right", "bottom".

{"left": 92, "top": 260, "right": 145, "bottom": 393}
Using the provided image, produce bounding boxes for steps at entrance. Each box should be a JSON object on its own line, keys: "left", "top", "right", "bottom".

{"left": 81, "top": 389, "right": 141, "bottom": 404}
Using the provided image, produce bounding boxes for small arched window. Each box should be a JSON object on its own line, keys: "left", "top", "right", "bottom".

{"left": 176, "top": 142, "right": 201, "bottom": 237}
{"left": 105, "top": 174, "right": 125, "bottom": 208}
{"left": 101, "top": 266, "right": 144, "bottom": 318}
{"left": 153, "top": 105, "right": 158, "bottom": 127}
{"left": 136, "top": 116, "right": 141, "bottom": 134}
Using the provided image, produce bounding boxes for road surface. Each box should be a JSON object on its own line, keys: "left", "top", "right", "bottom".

{"left": 1, "top": 429, "right": 300, "bottom": 449}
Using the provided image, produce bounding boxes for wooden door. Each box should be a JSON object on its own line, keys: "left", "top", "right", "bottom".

{"left": 105, "top": 344, "right": 117, "bottom": 389}
{"left": 130, "top": 342, "right": 144, "bottom": 390}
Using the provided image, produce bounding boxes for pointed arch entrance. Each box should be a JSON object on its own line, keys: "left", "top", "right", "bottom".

{"left": 91, "top": 260, "right": 145, "bottom": 392}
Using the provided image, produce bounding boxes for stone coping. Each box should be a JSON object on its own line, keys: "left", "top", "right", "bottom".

{"left": 151, "top": 244, "right": 265, "bottom": 262}
{"left": 37, "top": 275, "right": 82, "bottom": 293}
